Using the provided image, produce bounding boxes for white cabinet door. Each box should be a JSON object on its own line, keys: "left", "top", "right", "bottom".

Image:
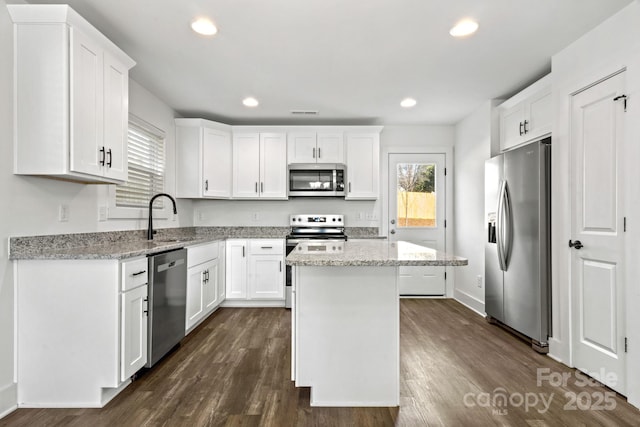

{"left": 317, "top": 133, "right": 344, "bottom": 163}
{"left": 260, "top": 133, "right": 288, "bottom": 199}
{"left": 121, "top": 284, "right": 148, "bottom": 382}
{"left": 203, "top": 127, "right": 232, "bottom": 198}
{"left": 70, "top": 27, "right": 104, "bottom": 178}
{"left": 248, "top": 255, "right": 284, "bottom": 299}
{"left": 500, "top": 103, "right": 526, "bottom": 152}
{"left": 203, "top": 261, "right": 220, "bottom": 312}
{"left": 345, "top": 133, "right": 380, "bottom": 200}
{"left": 186, "top": 265, "right": 205, "bottom": 330}
{"left": 102, "top": 50, "right": 129, "bottom": 181}
{"left": 218, "top": 241, "right": 226, "bottom": 302}
{"left": 232, "top": 134, "right": 261, "bottom": 198}
{"left": 288, "top": 132, "right": 317, "bottom": 164}
{"left": 525, "top": 89, "right": 552, "bottom": 141}
{"left": 226, "top": 240, "right": 248, "bottom": 299}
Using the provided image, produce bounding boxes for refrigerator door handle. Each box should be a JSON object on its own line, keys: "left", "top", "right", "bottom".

{"left": 496, "top": 180, "right": 507, "bottom": 271}
{"left": 502, "top": 180, "right": 513, "bottom": 269}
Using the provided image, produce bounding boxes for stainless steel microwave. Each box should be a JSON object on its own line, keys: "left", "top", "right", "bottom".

{"left": 288, "top": 164, "right": 346, "bottom": 197}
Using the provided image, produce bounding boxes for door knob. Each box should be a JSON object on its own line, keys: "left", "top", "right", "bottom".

{"left": 569, "top": 240, "right": 583, "bottom": 249}
{"left": 390, "top": 230, "right": 396, "bottom": 234}
{"left": 390, "top": 219, "right": 396, "bottom": 224}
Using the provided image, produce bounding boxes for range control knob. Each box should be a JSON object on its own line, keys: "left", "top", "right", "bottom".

{"left": 338, "top": 218, "right": 342, "bottom": 222}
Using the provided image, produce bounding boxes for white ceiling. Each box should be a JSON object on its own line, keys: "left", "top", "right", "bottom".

{"left": 21, "top": 0, "right": 633, "bottom": 125}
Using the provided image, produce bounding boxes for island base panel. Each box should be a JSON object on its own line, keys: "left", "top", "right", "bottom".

{"left": 295, "top": 266, "right": 399, "bottom": 407}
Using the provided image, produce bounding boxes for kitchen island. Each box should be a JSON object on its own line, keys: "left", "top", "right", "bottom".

{"left": 286, "top": 240, "right": 467, "bottom": 407}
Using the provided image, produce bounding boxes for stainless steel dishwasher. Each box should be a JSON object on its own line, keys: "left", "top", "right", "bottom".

{"left": 146, "top": 248, "right": 187, "bottom": 367}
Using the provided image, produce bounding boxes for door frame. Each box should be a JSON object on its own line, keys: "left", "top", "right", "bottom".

{"left": 568, "top": 70, "right": 626, "bottom": 394}
{"left": 381, "top": 145, "right": 454, "bottom": 297}
{"left": 553, "top": 58, "right": 640, "bottom": 407}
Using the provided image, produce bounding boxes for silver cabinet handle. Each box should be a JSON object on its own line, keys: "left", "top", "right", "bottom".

{"left": 205, "top": 180, "right": 209, "bottom": 191}
{"left": 318, "top": 147, "right": 321, "bottom": 158}
{"left": 261, "top": 182, "right": 264, "bottom": 193}
{"left": 255, "top": 182, "right": 258, "bottom": 193}
{"left": 132, "top": 270, "right": 146, "bottom": 277}
{"left": 523, "top": 120, "right": 529, "bottom": 134}
{"left": 348, "top": 182, "right": 352, "bottom": 193}
{"left": 261, "top": 246, "right": 273, "bottom": 249}
{"left": 280, "top": 261, "right": 282, "bottom": 272}
{"left": 313, "top": 147, "right": 316, "bottom": 158}
{"left": 242, "top": 246, "right": 245, "bottom": 257}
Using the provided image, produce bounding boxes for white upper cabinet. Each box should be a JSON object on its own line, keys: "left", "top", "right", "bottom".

{"left": 8, "top": 5, "right": 135, "bottom": 184}
{"left": 175, "top": 119, "right": 232, "bottom": 199}
{"left": 499, "top": 74, "right": 552, "bottom": 152}
{"left": 233, "top": 133, "right": 287, "bottom": 199}
{"left": 288, "top": 132, "right": 344, "bottom": 164}
{"left": 345, "top": 131, "right": 381, "bottom": 200}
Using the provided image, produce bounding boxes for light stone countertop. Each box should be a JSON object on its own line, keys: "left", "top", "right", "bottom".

{"left": 286, "top": 240, "right": 468, "bottom": 267}
{"left": 9, "top": 226, "right": 383, "bottom": 261}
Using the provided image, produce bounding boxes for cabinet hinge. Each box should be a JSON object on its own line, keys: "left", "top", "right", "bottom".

{"left": 613, "top": 94, "right": 627, "bottom": 112}
{"left": 625, "top": 337, "right": 628, "bottom": 353}
{"left": 624, "top": 217, "right": 627, "bottom": 232}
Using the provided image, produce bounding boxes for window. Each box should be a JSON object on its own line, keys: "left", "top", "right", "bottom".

{"left": 115, "top": 114, "right": 165, "bottom": 208}
{"left": 396, "top": 163, "right": 436, "bottom": 228}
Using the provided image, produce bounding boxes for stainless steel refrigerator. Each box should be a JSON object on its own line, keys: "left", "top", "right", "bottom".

{"left": 484, "top": 138, "right": 551, "bottom": 352}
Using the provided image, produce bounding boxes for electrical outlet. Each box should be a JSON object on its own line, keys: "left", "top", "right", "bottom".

{"left": 358, "top": 212, "right": 365, "bottom": 220}
{"left": 476, "top": 275, "right": 483, "bottom": 288}
{"left": 252, "top": 212, "right": 260, "bottom": 221}
{"left": 198, "top": 211, "right": 205, "bottom": 221}
{"left": 58, "top": 204, "right": 69, "bottom": 222}
{"left": 98, "top": 206, "right": 108, "bottom": 221}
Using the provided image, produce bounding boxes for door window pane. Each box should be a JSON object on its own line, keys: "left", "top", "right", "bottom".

{"left": 397, "top": 163, "right": 436, "bottom": 227}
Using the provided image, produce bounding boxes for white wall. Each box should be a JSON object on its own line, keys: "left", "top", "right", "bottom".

{"left": 551, "top": 0, "right": 640, "bottom": 408}
{"left": 0, "top": 0, "right": 187, "bottom": 414}
{"left": 452, "top": 101, "right": 501, "bottom": 314}
{"left": 0, "top": 0, "right": 17, "bottom": 416}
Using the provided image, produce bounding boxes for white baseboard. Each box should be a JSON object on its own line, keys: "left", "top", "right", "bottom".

{"left": 453, "top": 289, "right": 485, "bottom": 316}
{"left": 548, "top": 337, "right": 569, "bottom": 366}
{"left": 221, "top": 300, "right": 285, "bottom": 308}
{"left": 0, "top": 382, "right": 17, "bottom": 420}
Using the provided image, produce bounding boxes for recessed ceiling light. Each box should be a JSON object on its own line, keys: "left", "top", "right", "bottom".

{"left": 191, "top": 18, "right": 217, "bottom": 36}
{"left": 400, "top": 98, "right": 417, "bottom": 108}
{"left": 449, "top": 19, "right": 479, "bottom": 37}
{"left": 243, "top": 97, "right": 259, "bottom": 107}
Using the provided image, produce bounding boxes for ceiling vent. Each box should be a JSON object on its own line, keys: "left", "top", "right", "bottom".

{"left": 290, "top": 110, "right": 319, "bottom": 116}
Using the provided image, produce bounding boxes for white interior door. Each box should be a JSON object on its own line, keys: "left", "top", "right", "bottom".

{"left": 388, "top": 153, "right": 446, "bottom": 295}
{"left": 570, "top": 71, "right": 626, "bottom": 394}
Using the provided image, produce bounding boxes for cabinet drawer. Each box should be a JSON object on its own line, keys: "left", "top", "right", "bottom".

{"left": 122, "top": 257, "right": 148, "bottom": 291}
{"left": 187, "top": 241, "right": 220, "bottom": 268}
{"left": 249, "top": 239, "right": 284, "bottom": 255}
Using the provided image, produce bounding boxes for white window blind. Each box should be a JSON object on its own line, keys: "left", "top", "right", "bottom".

{"left": 116, "top": 115, "right": 165, "bottom": 208}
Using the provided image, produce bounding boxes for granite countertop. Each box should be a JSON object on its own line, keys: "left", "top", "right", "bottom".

{"left": 9, "top": 226, "right": 384, "bottom": 261}
{"left": 286, "top": 240, "right": 468, "bottom": 267}
{"left": 9, "top": 227, "right": 289, "bottom": 261}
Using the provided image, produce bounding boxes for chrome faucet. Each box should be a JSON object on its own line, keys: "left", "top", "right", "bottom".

{"left": 147, "top": 193, "right": 178, "bottom": 240}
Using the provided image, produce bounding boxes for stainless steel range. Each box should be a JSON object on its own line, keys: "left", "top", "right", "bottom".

{"left": 285, "top": 214, "right": 347, "bottom": 307}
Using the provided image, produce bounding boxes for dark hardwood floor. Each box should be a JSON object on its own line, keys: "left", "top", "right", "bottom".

{"left": 2, "top": 299, "right": 638, "bottom": 426}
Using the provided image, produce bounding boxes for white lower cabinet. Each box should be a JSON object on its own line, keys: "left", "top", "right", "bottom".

{"left": 14, "top": 256, "right": 149, "bottom": 407}
{"left": 121, "top": 283, "right": 148, "bottom": 382}
{"left": 186, "top": 242, "right": 223, "bottom": 333}
{"left": 225, "top": 239, "right": 285, "bottom": 306}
